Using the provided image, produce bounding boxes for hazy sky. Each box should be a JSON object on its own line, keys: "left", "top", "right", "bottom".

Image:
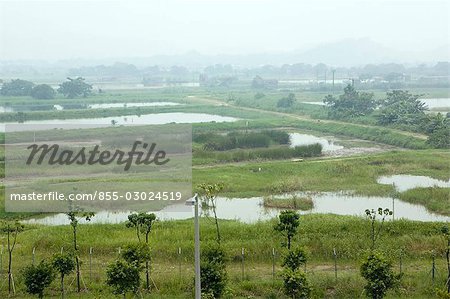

{"left": 0, "top": 0, "right": 448, "bottom": 61}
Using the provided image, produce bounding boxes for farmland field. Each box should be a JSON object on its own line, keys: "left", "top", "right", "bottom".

{"left": 1, "top": 83, "right": 449, "bottom": 298}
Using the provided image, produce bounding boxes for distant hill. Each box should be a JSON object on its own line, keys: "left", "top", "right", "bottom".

{"left": 1, "top": 38, "right": 448, "bottom": 70}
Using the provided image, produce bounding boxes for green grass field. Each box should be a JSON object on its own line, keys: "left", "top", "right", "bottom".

{"left": 0, "top": 86, "right": 449, "bottom": 298}
{"left": 0, "top": 216, "right": 448, "bottom": 298}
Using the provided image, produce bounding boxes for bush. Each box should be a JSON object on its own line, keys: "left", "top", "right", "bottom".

{"left": 106, "top": 260, "right": 140, "bottom": 296}
{"left": 195, "top": 130, "right": 292, "bottom": 151}
{"left": 277, "top": 93, "right": 296, "bottom": 108}
{"left": 58, "top": 77, "right": 92, "bottom": 98}
{"left": 22, "top": 261, "right": 55, "bottom": 299}
{"left": 200, "top": 246, "right": 227, "bottom": 298}
{"left": 360, "top": 252, "right": 400, "bottom": 299}
{"left": 0, "top": 79, "right": 34, "bottom": 96}
{"left": 281, "top": 268, "right": 312, "bottom": 299}
{"left": 282, "top": 247, "right": 308, "bottom": 271}
{"left": 120, "top": 242, "right": 151, "bottom": 269}
{"left": 52, "top": 252, "right": 75, "bottom": 297}
{"left": 427, "top": 127, "right": 450, "bottom": 149}
{"left": 31, "top": 84, "right": 55, "bottom": 99}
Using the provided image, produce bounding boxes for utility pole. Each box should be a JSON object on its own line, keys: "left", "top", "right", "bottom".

{"left": 185, "top": 194, "right": 201, "bottom": 299}
{"left": 194, "top": 194, "right": 201, "bottom": 299}
{"left": 332, "top": 69, "right": 336, "bottom": 89}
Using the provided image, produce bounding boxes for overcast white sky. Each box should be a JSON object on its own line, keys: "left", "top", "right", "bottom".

{"left": 0, "top": 0, "right": 448, "bottom": 61}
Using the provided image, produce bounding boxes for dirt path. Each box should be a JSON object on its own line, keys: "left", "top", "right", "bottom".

{"left": 187, "top": 95, "right": 428, "bottom": 140}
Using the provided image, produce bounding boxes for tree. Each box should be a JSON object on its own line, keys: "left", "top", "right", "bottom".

{"left": 377, "top": 90, "right": 427, "bottom": 126}
{"left": 126, "top": 213, "right": 157, "bottom": 243}
{"left": 197, "top": 183, "right": 227, "bottom": 297}
{"left": 0, "top": 79, "right": 35, "bottom": 96}
{"left": 360, "top": 252, "right": 399, "bottom": 299}
{"left": 254, "top": 92, "right": 265, "bottom": 99}
{"left": 277, "top": 93, "right": 296, "bottom": 108}
{"left": 252, "top": 75, "right": 265, "bottom": 88}
{"left": 441, "top": 225, "right": 450, "bottom": 293}
{"left": 120, "top": 243, "right": 151, "bottom": 269}
{"left": 58, "top": 77, "right": 92, "bottom": 98}
{"left": 360, "top": 207, "right": 399, "bottom": 299}
{"left": 275, "top": 213, "right": 312, "bottom": 297}
{"left": 427, "top": 127, "right": 450, "bottom": 149}
{"left": 200, "top": 246, "right": 228, "bottom": 298}
{"left": 31, "top": 84, "right": 55, "bottom": 99}
{"left": 66, "top": 211, "right": 95, "bottom": 292}
{"left": 106, "top": 243, "right": 149, "bottom": 298}
{"left": 106, "top": 260, "right": 140, "bottom": 299}
{"left": 281, "top": 268, "right": 312, "bottom": 299}
{"left": 125, "top": 213, "right": 156, "bottom": 290}
{"left": 0, "top": 221, "right": 24, "bottom": 294}
{"left": 274, "top": 210, "right": 300, "bottom": 250}
{"left": 282, "top": 247, "right": 307, "bottom": 271}
{"left": 424, "top": 113, "right": 447, "bottom": 134}
{"left": 198, "top": 183, "right": 224, "bottom": 245}
{"left": 52, "top": 253, "right": 75, "bottom": 299}
{"left": 22, "top": 261, "right": 55, "bottom": 299}
{"left": 365, "top": 208, "right": 392, "bottom": 250}
{"left": 324, "top": 84, "right": 376, "bottom": 118}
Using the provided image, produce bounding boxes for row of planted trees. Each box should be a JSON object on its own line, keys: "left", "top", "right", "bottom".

{"left": 195, "top": 186, "right": 450, "bottom": 299}
{"left": 1, "top": 210, "right": 156, "bottom": 299}
{"left": 2, "top": 185, "right": 450, "bottom": 298}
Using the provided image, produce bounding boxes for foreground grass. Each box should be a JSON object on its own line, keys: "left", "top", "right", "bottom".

{"left": 0, "top": 215, "right": 448, "bottom": 298}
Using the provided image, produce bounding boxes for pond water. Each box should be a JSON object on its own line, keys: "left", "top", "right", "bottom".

{"left": 0, "top": 102, "right": 180, "bottom": 113}
{"left": 300, "top": 99, "right": 450, "bottom": 110}
{"left": 0, "top": 106, "right": 14, "bottom": 113}
{"left": 377, "top": 175, "right": 450, "bottom": 192}
{"left": 419, "top": 98, "right": 450, "bottom": 109}
{"left": 87, "top": 102, "right": 180, "bottom": 109}
{"left": 3, "top": 113, "right": 238, "bottom": 132}
{"left": 302, "top": 101, "right": 326, "bottom": 106}
{"left": 289, "top": 133, "right": 344, "bottom": 152}
{"left": 23, "top": 191, "right": 450, "bottom": 226}
{"left": 279, "top": 79, "right": 347, "bottom": 85}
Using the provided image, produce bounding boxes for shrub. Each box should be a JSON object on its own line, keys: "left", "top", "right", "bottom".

{"left": 120, "top": 242, "right": 151, "bottom": 269}
{"left": 31, "top": 84, "right": 55, "bottom": 99}
{"left": 282, "top": 247, "right": 308, "bottom": 271}
{"left": 281, "top": 268, "right": 312, "bottom": 299}
{"left": 360, "top": 251, "right": 400, "bottom": 299}
{"left": 106, "top": 260, "right": 140, "bottom": 297}
{"left": 52, "top": 252, "right": 75, "bottom": 298}
{"left": 0, "top": 79, "right": 34, "bottom": 96}
{"left": 22, "top": 261, "right": 55, "bottom": 299}
{"left": 200, "top": 246, "right": 227, "bottom": 298}
{"left": 275, "top": 210, "right": 300, "bottom": 250}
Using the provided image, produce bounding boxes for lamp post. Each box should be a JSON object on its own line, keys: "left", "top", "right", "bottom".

{"left": 186, "top": 193, "right": 201, "bottom": 299}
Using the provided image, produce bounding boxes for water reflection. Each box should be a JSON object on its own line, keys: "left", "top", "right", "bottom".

{"left": 88, "top": 102, "right": 180, "bottom": 109}
{"left": 4, "top": 113, "right": 238, "bottom": 132}
{"left": 23, "top": 191, "right": 450, "bottom": 226}
{"left": 0, "top": 102, "right": 181, "bottom": 113}
{"left": 377, "top": 175, "right": 450, "bottom": 192}
{"left": 419, "top": 98, "right": 450, "bottom": 109}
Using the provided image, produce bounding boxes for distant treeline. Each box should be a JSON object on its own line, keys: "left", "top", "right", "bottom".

{"left": 193, "top": 130, "right": 290, "bottom": 151}
{"left": 63, "top": 61, "right": 449, "bottom": 79}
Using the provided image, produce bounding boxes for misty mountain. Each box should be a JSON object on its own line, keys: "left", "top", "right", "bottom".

{"left": 1, "top": 39, "right": 448, "bottom": 74}
{"left": 58, "top": 38, "right": 448, "bottom": 68}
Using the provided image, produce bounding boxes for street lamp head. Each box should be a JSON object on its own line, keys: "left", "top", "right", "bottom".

{"left": 185, "top": 193, "right": 198, "bottom": 206}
